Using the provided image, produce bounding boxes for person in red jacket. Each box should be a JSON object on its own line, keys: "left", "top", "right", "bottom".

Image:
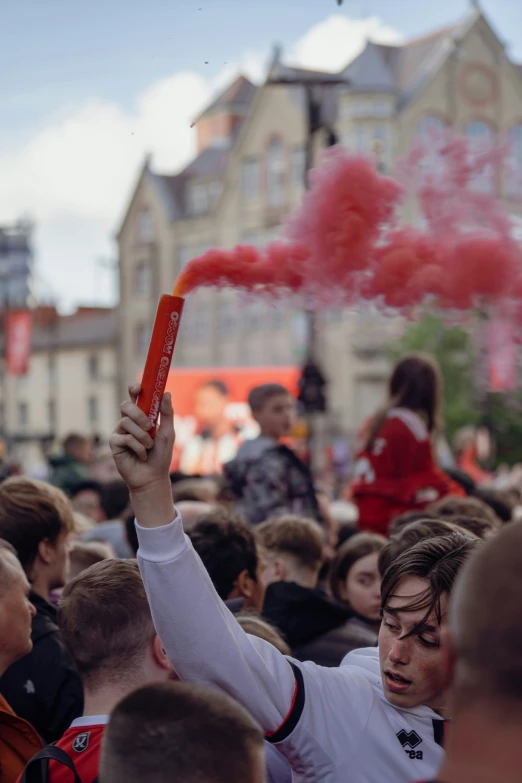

{"left": 352, "top": 354, "right": 463, "bottom": 536}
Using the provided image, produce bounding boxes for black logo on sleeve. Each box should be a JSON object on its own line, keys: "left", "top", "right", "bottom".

{"left": 396, "top": 729, "right": 423, "bottom": 759}
{"left": 72, "top": 732, "right": 90, "bottom": 753}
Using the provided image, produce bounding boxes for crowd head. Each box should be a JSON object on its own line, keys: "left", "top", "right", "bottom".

{"left": 379, "top": 518, "right": 475, "bottom": 576}
{"left": 329, "top": 533, "right": 386, "bottom": 622}
{"left": 63, "top": 433, "right": 92, "bottom": 464}
{"left": 365, "top": 353, "right": 442, "bottom": 451}
{"left": 0, "top": 539, "right": 35, "bottom": 675}
{"left": 0, "top": 478, "right": 74, "bottom": 595}
{"left": 379, "top": 532, "right": 479, "bottom": 710}
{"left": 188, "top": 509, "right": 265, "bottom": 610}
{"left": 58, "top": 559, "right": 175, "bottom": 692}
{"left": 257, "top": 515, "right": 324, "bottom": 588}
{"left": 248, "top": 383, "right": 295, "bottom": 440}
{"left": 99, "top": 682, "right": 266, "bottom": 783}
{"left": 447, "top": 520, "right": 522, "bottom": 712}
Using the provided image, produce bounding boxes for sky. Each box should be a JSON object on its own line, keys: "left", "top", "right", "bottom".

{"left": 1, "top": 0, "right": 521, "bottom": 310}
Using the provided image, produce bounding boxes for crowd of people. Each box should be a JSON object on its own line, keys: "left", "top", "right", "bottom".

{"left": 0, "top": 353, "right": 521, "bottom": 782}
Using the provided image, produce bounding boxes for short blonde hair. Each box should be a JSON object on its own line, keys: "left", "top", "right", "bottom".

{"left": 0, "top": 478, "right": 75, "bottom": 571}
{"left": 68, "top": 540, "right": 114, "bottom": 581}
{"left": 257, "top": 515, "right": 324, "bottom": 571}
{"left": 237, "top": 614, "right": 290, "bottom": 655}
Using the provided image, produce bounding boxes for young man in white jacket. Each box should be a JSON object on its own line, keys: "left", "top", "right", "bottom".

{"left": 110, "top": 386, "right": 479, "bottom": 783}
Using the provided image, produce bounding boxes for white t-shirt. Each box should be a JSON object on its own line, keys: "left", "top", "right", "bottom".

{"left": 136, "top": 517, "right": 446, "bottom": 783}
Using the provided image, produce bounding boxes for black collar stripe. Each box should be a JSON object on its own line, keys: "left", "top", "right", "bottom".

{"left": 265, "top": 663, "right": 305, "bottom": 744}
{"left": 432, "top": 718, "right": 446, "bottom": 747}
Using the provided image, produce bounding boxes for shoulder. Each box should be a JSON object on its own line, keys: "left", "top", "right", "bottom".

{"left": 385, "top": 409, "right": 429, "bottom": 442}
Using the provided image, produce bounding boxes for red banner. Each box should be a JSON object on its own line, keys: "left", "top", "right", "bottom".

{"left": 6, "top": 310, "right": 32, "bottom": 376}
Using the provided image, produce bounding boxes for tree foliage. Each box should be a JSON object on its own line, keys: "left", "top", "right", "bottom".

{"left": 390, "top": 314, "right": 522, "bottom": 464}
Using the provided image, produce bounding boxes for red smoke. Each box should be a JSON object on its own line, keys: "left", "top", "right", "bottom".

{"left": 174, "top": 131, "right": 522, "bottom": 323}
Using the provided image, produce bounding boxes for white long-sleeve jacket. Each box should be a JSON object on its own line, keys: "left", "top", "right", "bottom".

{"left": 136, "top": 516, "right": 446, "bottom": 783}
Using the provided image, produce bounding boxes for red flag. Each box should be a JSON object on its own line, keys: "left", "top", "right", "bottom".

{"left": 6, "top": 310, "right": 32, "bottom": 376}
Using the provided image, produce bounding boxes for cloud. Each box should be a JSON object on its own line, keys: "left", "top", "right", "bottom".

{"left": 291, "top": 14, "right": 403, "bottom": 73}
{"left": 0, "top": 14, "right": 402, "bottom": 309}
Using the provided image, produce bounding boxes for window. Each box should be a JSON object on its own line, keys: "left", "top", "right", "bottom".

{"left": 48, "top": 399, "right": 56, "bottom": 431}
{"left": 242, "top": 159, "right": 260, "bottom": 202}
{"left": 508, "top": 125, "right": 522, "bottom": 198}
{"left": 48, "top": 354, "right": 57, "bottom": 386}
{"left": 270, "top": 306, "right": 286, "bottom": 330}
{"left": 338, "top": 100, "right": 352, "bottom": 119}
{"left": 88, "top": 354, "right": 99, "bottom": 382}
{"left": 291, "top": 147, "right": 306, "bottom": 190}
{"left": 417, "top": 115, "right": 445, "bottom": 137}
{"left": 194, "top": 308, "right": 211, "bottom": 342}
{"left": 356, "top": 124, "right": 370, "bottom": 153}
{"left": 178, "top": 246, "right": 193, "bottom": 270}
{"left": 266, "top": 138, "right": 285, "bottom": 208}
{"left": 217, "top": 301, "right": 236, "bottom": 338}
{"left": 189, "top": 184, "right": 209, "bottom": 216}
{"left": 353, "top": 100, "right": 371, "bottom": 118}
{"left": 88, "top": 396, "right": 98, "bottom": 427}
{"left": 373, "top": 100, "right": 390, "bottom": 118}
{"left": 465, "top": 121, "right": 494, "bottom": 192}
{"left": 18, "top": 401, "right": 28, "bottom": 430}
{"left": 207, "top": 181, "right": 222, "bottom": 206}
{"left": 244, "top": 303, "right": 261, "bottom": 334}
{"left": 135, "top": 261, "right": 152, "bottom": 297}
{"left": 135, "top": 323, "right": 149, "bottom": 356}
{"left": 340, "top": 132, "right": 353, "bottom": 151}
{"left": 138, "top": 209, "right": 154, "bottom": 243}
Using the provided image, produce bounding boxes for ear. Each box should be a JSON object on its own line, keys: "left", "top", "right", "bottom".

{"left": 235, "top": 569, "right": 255, "bottom": 599}
{"left": 151, "top": 634, "right": 173, "bottom": 672}
{"left": 273, "top": 557, "right": 287, "bottom": 582}
{"left": 37, "top": 538, "right": 55, "bottom": 566}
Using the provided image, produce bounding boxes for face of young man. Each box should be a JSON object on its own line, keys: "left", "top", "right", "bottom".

{"left": 257, "top": 394, "right": 295, "bottom": 440}
{"left": 0, "top": 552, "right": 36, "bottom": 672}
{"left": 379, "top": 576, "right": 449, "bottom": 712}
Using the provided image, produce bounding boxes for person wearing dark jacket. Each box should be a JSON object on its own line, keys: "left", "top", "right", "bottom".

{"left": 222, "top": 384, "right": 323, "bottom": 527}
{"left": 0, "top": 478, "right": 83, "bottom": 742}
{"left": 49, "top": 434, "right": 92, "bottom": 496}
{"left": 258, "top": 516, "right": 377, "bottom": 667}
{"left": 0, "top": 539, "right": 43, "bottom": 783}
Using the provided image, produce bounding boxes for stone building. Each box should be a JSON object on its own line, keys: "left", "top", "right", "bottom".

{"left": 0, "top": 307, "right": 118, "bottom": 469}
{"left": 117, "top": 5, "right": 522, "bottom": 438}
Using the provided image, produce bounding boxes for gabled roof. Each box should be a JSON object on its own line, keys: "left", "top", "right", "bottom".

{"left": 196, "top": 75, "right": 257, "bottom": 120}
{"left": 136, "top": 6, "right": 511, "bottom": 227}
{"left": 182, "top": 144, "right": 231, "bottom": 178}
{"left": 341, "top": 42, "right": 397, "bottom": 92}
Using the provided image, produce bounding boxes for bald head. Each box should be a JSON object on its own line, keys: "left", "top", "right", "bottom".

{"left": 450, "top": 521, "right": 522, "bottom": 708}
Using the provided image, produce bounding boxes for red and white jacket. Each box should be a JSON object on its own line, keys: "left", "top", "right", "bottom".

{"left": 352, "top": 408, "right": 463, "bottom": 536}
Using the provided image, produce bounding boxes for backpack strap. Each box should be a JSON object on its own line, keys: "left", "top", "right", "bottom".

{"left": 21, "top": 745, "right": 82, "bottom": 783}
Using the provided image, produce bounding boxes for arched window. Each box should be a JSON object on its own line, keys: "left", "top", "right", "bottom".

{"left": 508, "top": 124, "right": 522, "bottom": 198}
{"left": 464, "top": 120, "right": 495, "bottom": 192}
{"left": 416, "top": 116, "right": 446, "bottom": 172}
{"left": 266, "top": 138, "right": 285, "bottom": 208}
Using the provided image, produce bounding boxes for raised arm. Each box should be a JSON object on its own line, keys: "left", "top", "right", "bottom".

{"left": 110, "top": 386, "right": 298, "bottom": 734}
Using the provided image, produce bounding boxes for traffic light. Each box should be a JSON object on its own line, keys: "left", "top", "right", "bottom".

{"left": 298, "top": 360, "right": 327, "bottom": 413}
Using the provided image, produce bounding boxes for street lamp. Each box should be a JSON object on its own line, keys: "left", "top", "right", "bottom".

{"left": 266, "top": 46, "right": 349, "bottom": 468}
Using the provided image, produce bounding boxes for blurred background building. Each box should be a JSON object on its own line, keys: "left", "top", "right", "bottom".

{"left": 0, "top": 304, "right": 117, "bottom": 468}
{"left": 116, "top": 5, "right": 522, "bottom": 439}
